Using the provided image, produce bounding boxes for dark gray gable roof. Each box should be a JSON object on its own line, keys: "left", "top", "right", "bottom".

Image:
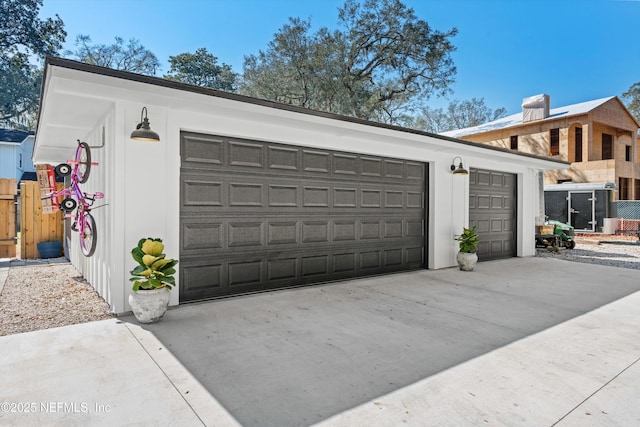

{"left": 0, "top": 128, "right": 33, "bottom": 143}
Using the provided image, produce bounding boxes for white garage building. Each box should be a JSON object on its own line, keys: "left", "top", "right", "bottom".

{"left": 34, "top": 57, "right": 567, "bottom": 314}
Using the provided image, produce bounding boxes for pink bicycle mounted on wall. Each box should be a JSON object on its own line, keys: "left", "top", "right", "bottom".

{"left": 44, "top": 141, "right": 104, "bottom": 257}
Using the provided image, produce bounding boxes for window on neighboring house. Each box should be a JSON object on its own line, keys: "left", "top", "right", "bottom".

{"left": 550, "top": 128, "right": 560, "bottom": 156}
{"left": 619, "top": 177, "right": 630, "bottom": 200}
{"left": 574, "top": 127, "right": 582, "bottom": 162}
{"left": 602, "top": 133, "right": 613, "bottom": 160}
{"left": 626, "top": 145, "right": 632, "bottom": 162}
{"left": 510, "top": 135, "right": 518, "bottom": 150}
{"left": 19, "top": 153, "right": 22, "bottom": 168}
{"left": 635, "top": 179, "right": 640, "bottom": 201}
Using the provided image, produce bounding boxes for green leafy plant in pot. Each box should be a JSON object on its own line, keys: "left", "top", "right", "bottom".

{"left": 129, "top": 238, "right": 178, "bottom": 323}
{"left": 455, "top": 226, "right": 479, "bottom": 271}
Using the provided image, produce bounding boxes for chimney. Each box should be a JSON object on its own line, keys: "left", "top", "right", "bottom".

{"left": 522, "top": 94, "right": 550, "bottom": 122}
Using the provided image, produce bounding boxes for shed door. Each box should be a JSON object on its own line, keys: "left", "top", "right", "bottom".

{"left": 179, "top": 132, "right": 426, "bottom": 301}
{"left": 569, "top": 191, "right": 595, "bottom": 231}
{"left": 469, "top": 168, "right": 517, "bottom": 261}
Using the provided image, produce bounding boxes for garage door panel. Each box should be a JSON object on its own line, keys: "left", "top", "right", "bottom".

{"left": 267, "top": 258, "right": 298, "bottom": 281}
{"left": 180, "top": 132, "right": 426, "bottom": 301}
{"left": 360, "top": 251, "right": 381, "bottom": 269}
{"left": 182, "top": 223, "right": 223, "bottom": 250}
{"left": 333, "top": 221, "right": 357, "bottom": 241}
{"left": 303, "top": 186, "right": 330, "bottom": 207}
{"left": 333, "top": 154, "right": 357, "bottom": 175}
{"left": 302, "top": 255, "right": 330, "bottom": 277}
{"left": 267, "top": 144, "right": 298, "bottom": 166}
{"left": 181, "top": 134, "right": 224, "bottom": 167}
{"left": 181, "top": 262, "right": 224, "bottom": 294}
{"left": 384, "top": 249, "right": 403, "bottom": 266}
{"left": 475, "top": 170, "right": 491, "bottom": 186}
{"left": 491, "top": 173, "right": 504, "bottom": 187}
{"left": 182, "top": 179, "right": 223, "bottom": 207}
{"left": 491, "top": 196, "right": 503, "bottom": 209}
{"left": 268, "top": 221, "right": 298, "bottom": 244}
{"left": 229, "top": 259, "right": 263, "bottom": 287}
{"left": 361, "top": 157, "right": 382, "bottom": 177}
{"left": 361, "top": 189, "right": 382, "bottom": 207}
{"left": 302, "top": 221, "right": 330, "bottom": 243}
{"left": 470, "top": 168, "right": 516, "bottom": 261}
{"left": 384, "top": 220, "right": 403, "bottom": 238}
{"left": 228, "top": 222, "right": 263, "bottom": 247}
{"left": 229, "top": 140, "right": 264, "bottom": 168}
{"left": 333, "top": 253, "right": 356, "bottom": 273}
{"left": 360, "top": 221, "right": 381, "bottom": 239}
{"left": 334, "top": 188, "right": 357, "bottom": 207}
{"left": 385, "top": 160, "right": 404, "bottom": 179}
{"left": 268, "top": 185, "right": 298, "bottom": 207}
{"left": 302, "top": 150, "right": 330, "bottom": 173}
{"left": 385, "top": 190, "right": 403, "bottom": 207}
{"left": 474, "top": 219, "right": 490, "bottom": 233}
{"left": 406, "top": 220, "right": 424, "bottom": 237}
{"left": 406, "top": 191, "right": 423, "bottom": 208}
{"left": 229, "top": 182, "right": 264, "bottom": 207}
{"left": 406, "top": 162, "right": 424, "bottom": 180}
{"left": 406, "top": 247, "right": 424, "bottom": 265}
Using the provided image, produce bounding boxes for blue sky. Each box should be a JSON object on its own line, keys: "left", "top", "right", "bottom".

{"left": 40, "top": 0, "right": 640, "bottom": 115}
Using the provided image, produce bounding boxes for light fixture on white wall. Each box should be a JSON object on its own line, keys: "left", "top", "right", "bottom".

{"left": 450, "top": 156, "right": 469, "bottom": 176}
{"left": 130, "top": 107, "right": 160, "bottom": 142}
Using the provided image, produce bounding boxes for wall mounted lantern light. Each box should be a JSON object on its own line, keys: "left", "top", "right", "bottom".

{"left": 130, "top": 107, "right": 160, "bottom": 142}
{"left": 450, "top": 156, "right": 469, "bottom": 176}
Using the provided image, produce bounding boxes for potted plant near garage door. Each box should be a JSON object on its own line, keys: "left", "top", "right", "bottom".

{"left": 455, "top": 226, "right": 479, "bottom": 271}
{"left": 129, "top": 238, "right": 178, "bottom": 323}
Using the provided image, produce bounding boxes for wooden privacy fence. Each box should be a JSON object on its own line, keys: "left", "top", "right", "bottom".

{"left": 0, "top": 179, "right": 17, "bottom": 258}
{"left": 20, "top": 181, "right": 64, "bottom": 259}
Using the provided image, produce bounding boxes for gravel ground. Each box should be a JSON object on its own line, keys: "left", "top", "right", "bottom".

{"left": 0, "top": 239, "right": 638, "bottom": 337}
{"left": 0, "top": 262, "right": 114, "bottom": 337}
{"left": 536, "top": 240, "right": 640, "bottom": 270}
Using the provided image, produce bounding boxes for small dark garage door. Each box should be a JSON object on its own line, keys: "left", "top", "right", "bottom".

{"left": 469, "top": 168, "right": 517, "bottom": 261}
{"left": 180, "top": 132, "right": 427, "bottom": 301}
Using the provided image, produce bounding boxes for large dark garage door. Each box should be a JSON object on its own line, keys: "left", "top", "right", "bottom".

{"left": 180, "top": 132, "right": 427, "bottom": 301}
{"left": 469, "top": 168, "right": 516, "bottom": 261}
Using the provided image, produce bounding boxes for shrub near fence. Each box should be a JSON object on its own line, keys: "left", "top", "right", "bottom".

{"left": 20, "top": 181, "right": 64, "bottom": 259}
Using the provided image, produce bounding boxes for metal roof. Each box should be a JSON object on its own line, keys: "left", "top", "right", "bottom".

{"left": 441, "top": 97, "right": 618, "bottom": 138}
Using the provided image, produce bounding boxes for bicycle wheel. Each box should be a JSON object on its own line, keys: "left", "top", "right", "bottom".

{"left": 60, "top": 197, "right": 77, "bottom": 213}
{"left": 75, "top": 142, "right": 92, "bottom": 183}
{"left": 79, "top": 212, "right": 97, "bottom": 257}
{"left": 55, "top": 163, "right": 72, "bottom": 177}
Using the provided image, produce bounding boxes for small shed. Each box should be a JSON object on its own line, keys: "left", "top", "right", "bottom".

{"left": 545, "top": 182, "right": 616, "bottom": 232}
{"left": 34, "top": 57, "right": 567, "bottom": 314}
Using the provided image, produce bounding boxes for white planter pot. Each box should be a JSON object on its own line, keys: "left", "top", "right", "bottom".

{"left": 129, "top": 288, "right": 171, "bottom": 323}
{"left": 456, "top": 251, "right": 478, "bottom": 271}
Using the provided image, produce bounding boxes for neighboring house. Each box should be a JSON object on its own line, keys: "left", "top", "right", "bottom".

{"left": 18, "top": 135, "right": 37, "bottom": 182}
{"left": 33, "top": 58, "right": 566, "bottom": 314}
{"left": 442, "top": 94, "right": 640, "bottom": 201}
{"left": 0, "top": 129, "right": 35, "bottom": 182}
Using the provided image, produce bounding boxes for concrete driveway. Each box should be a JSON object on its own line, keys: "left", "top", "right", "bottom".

{"left": 2, "top": 256, "right": 639, "bottom": 426}
{"left": 131, "top": 257, "right": 640, "bottom": 427}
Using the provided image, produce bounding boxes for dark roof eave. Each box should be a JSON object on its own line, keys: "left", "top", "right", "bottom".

{"left": 43, "top": 56, "right": 568, "bottom": 167}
